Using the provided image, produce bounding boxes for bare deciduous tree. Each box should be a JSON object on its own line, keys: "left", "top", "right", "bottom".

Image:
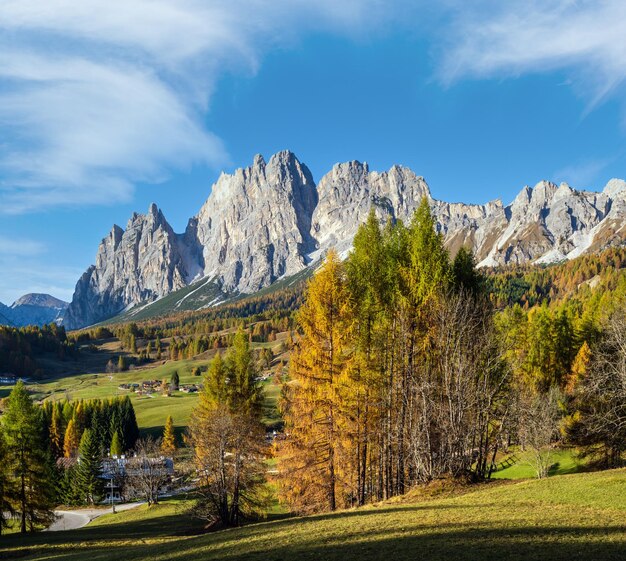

{"left": 126, "top": 437, "right": 172, "bottom": 505}
{"left": 188, "top": 407, "right": 267, "bottom": 527}
{"left": 518, "top": 388, "right": 562, "bottom": 478}
{"left": 565, "top": 310, "right": 626, "bottom": 467}
{"left": 407, "top": 291, "right": 511, "bottom": 482}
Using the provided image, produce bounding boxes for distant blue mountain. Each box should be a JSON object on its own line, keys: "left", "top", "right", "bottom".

{"left": 0, "top": 293, "right": 68, "bottom": 327}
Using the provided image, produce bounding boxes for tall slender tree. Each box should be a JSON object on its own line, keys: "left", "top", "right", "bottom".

{"left": 63, "top": 416, "right": 81, "bottom": 458}
{"left": 49, "top": 406, "right": 65, "bottom": 459}
{"left": 345, "top": 210, "right": 390, "bottom": 505}
{"left": 76, "top": 429, "right": 103, "bottom": 505}
{"left": 188, "top": 329, "right": 266, "bottom": 526}
{"left": 0, "top": 428, "right": 16, "bottom": 535}
{"left": 279, "top": 250, "right": 353, "bottom": 513}
{"left": 161, "top": 415, "right": 176, "bottom": 456}
{"left": 2, "top": 381, "right": 55, "bottom": 533}
{"left": 110, "top": 431, "right": 123, "bottom": 457}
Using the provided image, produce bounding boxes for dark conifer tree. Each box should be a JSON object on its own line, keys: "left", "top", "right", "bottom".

{"left": 76, "top": 429, "right": 103, "bottom": 505}
{"left": 0, "top": 428, "right": 17, "bottom": 535}
{"left": 452, "top": 246, "right": 483, "bottom": 294}
{"left": 2, "top": 381, "right": 55, "bottom": 532}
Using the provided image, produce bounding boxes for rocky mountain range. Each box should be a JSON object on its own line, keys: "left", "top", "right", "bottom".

{"left": 63, "top": 150, "right": 626, "bottom": 329}
{"left": 0, "top": 293, "right": 68, "bottom": 327}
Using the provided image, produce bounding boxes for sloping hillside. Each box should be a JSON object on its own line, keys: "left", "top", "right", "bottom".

{"left": 2, "top": 469, "right": 624, "bottom": 561}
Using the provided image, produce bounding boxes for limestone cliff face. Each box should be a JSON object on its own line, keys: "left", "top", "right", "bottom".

{"left": 193, "top": 151, "right": 318, "bottom": 293}
{"left": 474, "top": 181, "right": 612, "bottom": 267}
{"left": 64, "top": 150, "right": 626, "bottom": 329}
{"left": 312, "top": 161, "right": 430, "bottom": 255}
{"left": 64, "top": 204, "right": 190, "bottom": 329}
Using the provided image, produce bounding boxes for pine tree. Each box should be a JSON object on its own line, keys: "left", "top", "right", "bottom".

{"left": 76, "top": 429, "right": 103, "bottom": 505}
{"left": 0, "top": 428, "right": 16, "bottom": 535}
{"left": 394, "top": 198, "right": 451, "bottom": 493}
{"left": 226, "top": 329, "right": 263, "bottom": 415}
{"left": 62, "top": 400, "right": 74, "bottom": 423}
{"left": 64, "top": 417, "right": 81, "bottom": 458}
{"left": 58, "top": 463, "right": 81, "bottom": 506}
{"left": 344, "top": 210, "right": 390, "bottom": 505}
{"left": 120, "top": 396, "right": 140, "bottom": 450}
{"left": 170, "top": 370, "right": 180, "bottom": 391}
{"left": 188, "top": 328, "right": 266, "bottom": 526}
{"left": 2, "top": 381, "right": 55, "bottom": 532}
{"left": 110, "top": 431, "right": 123, "bottom": 457}
{"left": 90, "top": 407, "right": 108, "bottom": 454}
{"left": 403, "top": 197, "right": 452, "bottom": 306}
{"left": 161, "top": 415, "right": 176, "bottom": 456}
{"left": 565, "top": 341, "right": 592, "bottom": 395}
{"left": 452, "top": 246, "right": 482, "bottom": 294}
{"left": 49, "top": 406, "right": 65, "bottom": 459}
{"left": 117, "top": 355, "right": 128, "bottom": 372}
{"left": 278, "top": 250, "right": 352, "bottom": 513}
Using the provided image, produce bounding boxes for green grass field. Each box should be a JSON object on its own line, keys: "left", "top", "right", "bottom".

{"left": 22, "top": 355, "right": 283, "bottom": 435}
{"left": 491, "top": 448, "right": 587, "bottom": 479}
{"left": 1, "top": 469, "right": 624, "bottom": 561}
{"left": 25, "top": 359, "right": 211, "bottom": 432}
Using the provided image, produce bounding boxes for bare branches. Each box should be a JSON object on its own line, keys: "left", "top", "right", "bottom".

{"left": 126, "top": 437, "right": 172, "bottom": 505}
{"left": 517, "top": 389, "right": 562, "bottom": 478}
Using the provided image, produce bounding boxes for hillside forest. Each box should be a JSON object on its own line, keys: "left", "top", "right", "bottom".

{"left": 0, "top": 200, "right": 624, "bottom": 531}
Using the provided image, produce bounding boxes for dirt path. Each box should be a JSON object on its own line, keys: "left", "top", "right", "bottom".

{"left": 47, "top": 501, "right": 145, "bottom": 532}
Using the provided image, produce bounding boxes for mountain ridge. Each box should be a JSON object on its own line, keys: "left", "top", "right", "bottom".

{"left": 63, "top": 150, "right": 626, "bottom": 329}
{"left": 0, "top": 293, "right": 68, "bottom": 327}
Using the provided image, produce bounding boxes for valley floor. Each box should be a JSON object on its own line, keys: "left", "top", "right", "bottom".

{"left": 2, "top": 469, "right": 624, "bottom": 561}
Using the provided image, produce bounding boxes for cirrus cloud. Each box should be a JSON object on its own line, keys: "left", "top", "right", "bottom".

{"left": 438, "top": 0, "right": 626, "bottom": 108}
{"left": 0, "top": 0, "right": 395, "bottom": 214}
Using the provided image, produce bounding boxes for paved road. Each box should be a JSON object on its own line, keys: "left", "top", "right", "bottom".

{"left": 47, "top": 502, "right": 145, "bottom": 532}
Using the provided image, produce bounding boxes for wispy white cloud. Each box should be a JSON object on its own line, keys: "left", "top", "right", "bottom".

{"left": 0, "top": 235, "right": 45, "bottom": 256}
{"left": 0, "top": 0, "right": 394, "bottom": 213}
{"left": 553, "top": 156, "right": 616, "bottom": 189}
{"left": 437, "top": 1, "right": 626, "bottom": 107}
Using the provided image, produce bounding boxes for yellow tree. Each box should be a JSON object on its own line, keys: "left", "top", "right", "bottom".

{"left": 565, "top": 341, "right": 592, "bottom": 395}
{"left": 161, "top": 415, "right": 176, "bottom": 456}
{"left": 49, "top": 406, "right": 64, "bottom": 459}
{"left": 63, "top": 417, "right": 81, "bottom": 458}
{"left": 278, "top": 250, "right": 353, "bottom": 513}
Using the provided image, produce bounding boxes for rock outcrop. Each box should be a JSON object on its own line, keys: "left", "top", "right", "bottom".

{"left": 193, "top": 151, "right": 318, "bottom": 292}
{"left": 63, "top": 151, "right": 626, "bottom": 329}
{"left": 64, "top": 204, "right": 192, "bottom": 329}
{"left": 312, "top": 161, "right": 430, "bottom": 255}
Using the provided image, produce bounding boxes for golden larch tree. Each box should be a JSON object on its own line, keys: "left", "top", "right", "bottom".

{"left": 278, "top": 250, "right": 353, "bottom": 513}
{"left": 161, "top": 415, "right": 176, "bottom": 456}
{"left": 63, "top": 417, "right": 81, "bottom": 458}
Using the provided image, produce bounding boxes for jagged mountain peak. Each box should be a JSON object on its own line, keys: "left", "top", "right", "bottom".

{"left": 63, "top": 150, "right": 626, "bottom": 329}
{"left": 268, "top": 149, "right": 300, "bottom": 165}
{"left": 604, "top": 178, "right": 626, "bottom": 198}
{"left": 193, "top": 151, "right": 317, "bottom": 294}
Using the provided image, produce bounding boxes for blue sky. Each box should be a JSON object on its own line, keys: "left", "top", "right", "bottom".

{"left": 1, "top": 1, "right": 626, "bottom": 303}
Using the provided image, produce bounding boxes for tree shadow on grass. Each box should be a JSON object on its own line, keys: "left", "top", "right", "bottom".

{"left": 3, "top": 519, "right": 625, "bottom": 561}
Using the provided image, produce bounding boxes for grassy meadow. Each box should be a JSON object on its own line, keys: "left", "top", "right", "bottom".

{"left": 3, "top": 332, "right": 288, "bottom": 436}
{"left": 491, "top": 448, "right": 587, "bottom": 479}
{"left": 1, "top": 469, "right": 624, "bottom": 561}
